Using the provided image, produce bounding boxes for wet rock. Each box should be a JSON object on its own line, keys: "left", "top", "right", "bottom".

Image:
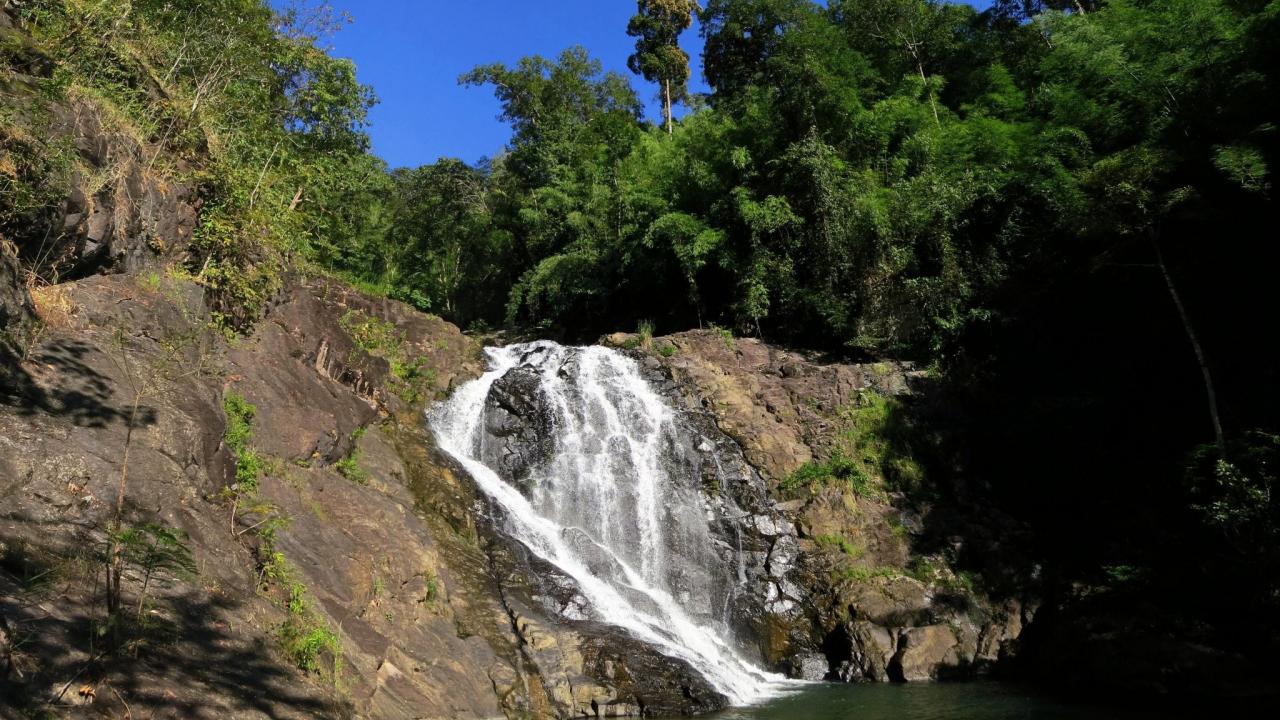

{"left": 767, "top": 534, "right": 800, "bottom": 577}
{"left": 792, "top": 652, "right": 831, "bottom": 680}
{"left": 849, "top": 622, "right": 899, "bottom": 682}
{"left": 580, "top": 628, "right": 730, "bottom": 716}
{"left": 482, "top": 365, "right": 554, "bottom": 490}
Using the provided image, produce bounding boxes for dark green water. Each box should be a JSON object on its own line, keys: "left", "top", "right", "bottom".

{"left": 691, "top": 682, "right": 1160, "bottom": 720}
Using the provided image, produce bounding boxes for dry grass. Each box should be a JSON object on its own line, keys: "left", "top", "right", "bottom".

{"left": 30, "top": 281, "right": 77, "bottom": 329}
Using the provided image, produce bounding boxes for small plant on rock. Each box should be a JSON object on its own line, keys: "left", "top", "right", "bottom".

{"left": 637, "top": 319, "right": 654, "bottom": 348}
{"left": 335, "top": 426, "right": 368, "bottom": 484}
{"left": 710, "top": 323, "right": 734, "bottom": 350}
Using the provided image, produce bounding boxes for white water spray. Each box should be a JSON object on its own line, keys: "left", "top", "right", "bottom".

{"left": 428, "top": 342, "right": 794, "bottom": 705}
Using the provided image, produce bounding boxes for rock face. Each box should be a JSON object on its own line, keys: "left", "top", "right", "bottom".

{"left": 3, "top": 270, "right": 742, "bottom": 719}
{"left": 604, "top": 330, "right": 1033, "bottom": 685}
{"left": 39, "top": 98, "right": 197, "bottom": 280}
{"left": 0, "top": 273, "right": 521, "bottom": 718}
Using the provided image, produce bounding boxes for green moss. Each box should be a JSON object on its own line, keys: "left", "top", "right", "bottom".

{"left": 815, "top": 534, "right": 865, "bottom": 559}
{"left": 907, "top": 557, "right": 980, "bottom": 596}
{"left": 657, "top": 342, "right": 677, "bottom": 358}
{"left": 787, "top": 390, "right": 927, "bottom": 498}
{"left": 780, "top": 453, "right": 882, "bottom": 499}
{"left": 833, "top": 566, "right": 901, "bottom": 583}
{"left": 887, "top": 514, "right": 909, "bottom": 539}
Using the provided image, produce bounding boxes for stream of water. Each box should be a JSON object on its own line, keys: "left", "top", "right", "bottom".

{"left": 428, "top": 341, "right": 794, "bottom": 705}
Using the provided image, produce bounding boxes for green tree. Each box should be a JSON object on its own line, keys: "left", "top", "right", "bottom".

{"left": 626, "top": 0, "right": 699, "bottom": 134}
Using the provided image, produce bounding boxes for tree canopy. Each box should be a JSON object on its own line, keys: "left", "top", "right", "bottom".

{"left": 627, "top": 0, "right": 699, "bottom": 133}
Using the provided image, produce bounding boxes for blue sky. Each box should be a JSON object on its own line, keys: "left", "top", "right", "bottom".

{"left": 313, "top": 1, "right": 990, "bottom": 169}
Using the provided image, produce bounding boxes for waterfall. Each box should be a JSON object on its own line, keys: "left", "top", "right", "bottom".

{"left": 428, "top": 341, "right": 794, "bottom": 705}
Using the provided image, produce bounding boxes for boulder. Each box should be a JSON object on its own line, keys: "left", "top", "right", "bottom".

{"left": 895, "top": 625, "right": 961, "bottom": 682}
{"left": 847, "top": 621, "right": 899, "bottom": 682}
{"left": 482, "top": 365, "right": 555, "bottom": 490}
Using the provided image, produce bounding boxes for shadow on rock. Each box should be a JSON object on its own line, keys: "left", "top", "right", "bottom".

{"left": 0, "top": 338, "right": 156, "bottom": 429}
{"left": 1, "top": 537, "right": 341, "bottom": 719}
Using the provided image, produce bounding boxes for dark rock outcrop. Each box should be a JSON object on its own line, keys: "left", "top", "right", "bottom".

{"left": 18, "top": 97, "right": 199, "bottom": 282}
{"left": 0, "top": 240, "right": 33, "bottom": 344}
{"left": 482, "top": 365, "right": 555, "bottom": 491}
{"left": 3, "top": 10, "right": 197, "bottom": 285}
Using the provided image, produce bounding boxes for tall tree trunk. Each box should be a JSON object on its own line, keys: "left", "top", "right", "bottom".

{"left": 664, "top": 78, "right": 673, "bottom": 135}
{"left": 1153, "top": 233, "right": 1225, "bottom": 452}
{"left": 917, "top": 60, "right": 940, "bottom": 127}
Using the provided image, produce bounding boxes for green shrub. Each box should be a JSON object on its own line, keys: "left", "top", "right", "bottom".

{"left": 266, "top": 556, "right": 343, "bottom": 681}
{"left": 334, "top": 455, "right": 365, "bottom": 483}
{"left": 340, "top": 310, "right": 437, "bottom": 404}
{"left": 223, "top": 391, "right": 263, "bottom": 491}
{"left": 834, "top": 566, "right": 900, "bottom": 583}
{"left": 637, "top": 319, "right": 654, "bottom": 347}
{"left": 421, "top": 568, "right": 440, "bottom": 609}
{"left": 710, "top": 324, "right": 734, "bottom": 350}
{"left": 336, "top": 426, "right": 368, "bottom": 484}
{"left": 279, "top": 581, "right": 341, "bottom": 674}
{"left": 780, "top": 453, "right": 881, "bottom": 499}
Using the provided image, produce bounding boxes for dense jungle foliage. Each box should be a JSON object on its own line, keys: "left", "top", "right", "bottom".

{"left": 3, "top": 0, "right": 1278, "bottom": 692}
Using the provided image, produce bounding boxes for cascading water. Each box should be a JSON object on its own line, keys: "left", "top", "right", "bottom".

{"left": 428, "top": 341, "right": 796, "bottom": 705}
